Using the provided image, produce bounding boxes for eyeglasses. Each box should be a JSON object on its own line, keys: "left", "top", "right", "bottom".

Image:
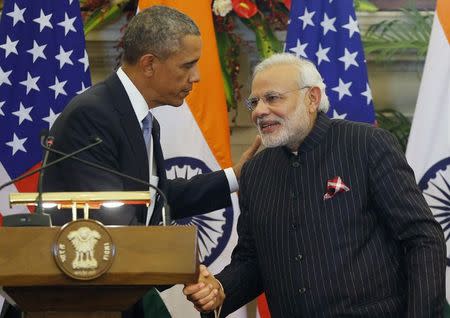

{"left": 244, "top": 86, "right": 311, "bottom": 111}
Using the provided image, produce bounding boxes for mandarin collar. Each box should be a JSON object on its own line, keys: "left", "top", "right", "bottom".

{"left": 282, "top": 112, "right": 331, "bottom": 156}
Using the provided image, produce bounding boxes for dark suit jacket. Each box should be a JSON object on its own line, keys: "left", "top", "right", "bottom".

{"left": 216, "top": 113, "right": 446, "bottom": 318}
{"left": 42, "top": 73, "right": 231, "bottom": 225}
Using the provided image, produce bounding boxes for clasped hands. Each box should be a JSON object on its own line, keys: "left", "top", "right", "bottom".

{"left": 183, "top": 264, "right": 225, "bottom": 313}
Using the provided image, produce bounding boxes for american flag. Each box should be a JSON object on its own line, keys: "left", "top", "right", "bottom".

{"left": 285, "top": 0, "right": 375, "bottom": 123}
{"left": 0, "top": 0, "right": 91, "bottom": 216}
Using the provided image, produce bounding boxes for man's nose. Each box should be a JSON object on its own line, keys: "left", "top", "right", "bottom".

{"left": 253, "top": 98, "right": 271, "bottom": 115}
{"left": 252, "top": 99, "right": 271, "bottom": 122}
{"left": 190, "top": 64, "right": 200, "bottom": 83}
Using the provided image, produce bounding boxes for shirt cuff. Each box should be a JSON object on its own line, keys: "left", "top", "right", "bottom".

{"left": 224, "top": 167, "right": 239, "bottom": 193}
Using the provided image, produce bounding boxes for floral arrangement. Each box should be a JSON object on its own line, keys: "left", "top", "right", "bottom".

{"left": 212, "top": 0, "right": 289, "bottom": 114}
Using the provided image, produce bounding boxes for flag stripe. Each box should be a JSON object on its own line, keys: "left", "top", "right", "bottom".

{"left": 437, "top": 0, "right": 450, "bottom": 43}
{"left": 257, "top": 294, "right": 271, "bottom": 318}
{"left": 405, "top": 10, "right": 450, "bottom": 178}
{"left": 14, "top": 163, "right": 40, "bottom": 193}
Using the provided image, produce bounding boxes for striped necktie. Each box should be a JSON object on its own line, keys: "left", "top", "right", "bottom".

{"left": 142, "top": 112, "right": 152, "bottom": 148}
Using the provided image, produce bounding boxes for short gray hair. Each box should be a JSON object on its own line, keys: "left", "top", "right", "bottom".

{"left": 123, "top": 6, "right": 200, "bottom": 64}
{"left": 253, "top": 53, "right": 330, "bottom": 112}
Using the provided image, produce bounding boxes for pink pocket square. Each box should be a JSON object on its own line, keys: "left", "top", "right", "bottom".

{"left": 323, "top": 176, "right": 350, "bottom": 200}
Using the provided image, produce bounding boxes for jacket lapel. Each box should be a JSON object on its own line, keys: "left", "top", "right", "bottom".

{"left": 104, "top": 74, "right": 149, "bottom": 183}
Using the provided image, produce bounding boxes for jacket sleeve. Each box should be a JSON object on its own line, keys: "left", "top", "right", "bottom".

{"left": 167, "top": 170, "right": 232, "bottom": 220}
{"left": 215, "top": 164, "right": 264, "bottom": 317}
{"left": 368, "top": 128, "right": 446, "bottom": 318}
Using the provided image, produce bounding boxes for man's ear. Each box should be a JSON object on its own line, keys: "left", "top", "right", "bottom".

{"left": 139, "top": 53, "right": 157, "bottom": 77}
{"left": 306, "top": 86, "right": 321, "bottom": 113}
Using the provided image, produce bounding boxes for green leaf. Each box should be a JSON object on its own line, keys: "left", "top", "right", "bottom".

{"left": 355, "top": 0, "right": 379, "bottom": 12}
{"left": 376, "top": 109, "right": 411, "bottom": 152}
{"left": 362, "top": 7, "right": 432, "bottom": 61}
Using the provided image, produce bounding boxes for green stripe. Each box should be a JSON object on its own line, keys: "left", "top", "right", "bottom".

{"left": 143, "top": 288, "right": 171, "bottom": 318}
{"left": 444, "top": 301, "right": 450, "bottom": 318}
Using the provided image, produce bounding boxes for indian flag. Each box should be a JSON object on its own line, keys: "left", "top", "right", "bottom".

{"left": 138, "top": 1, "right": 246, "bottom": 317}
{"left": 405, "top": 0, "right": 450, "bottom": 315}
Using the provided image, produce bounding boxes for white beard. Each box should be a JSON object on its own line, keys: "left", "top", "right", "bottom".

{"left": 256, "top": 103, "right": 312, "bottom": 150}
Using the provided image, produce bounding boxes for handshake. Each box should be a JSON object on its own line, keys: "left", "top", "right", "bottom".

{"left": 183, "top": 264, "right": 225, "bottom": 314}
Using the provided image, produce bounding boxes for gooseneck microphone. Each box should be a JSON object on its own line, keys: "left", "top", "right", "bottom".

{"left": 40, "top": 137, "right": 171, "bottom": 226}
{"left": 0, "top": 136, "right": 104, "bottom": 227}
{"left": 35, "top": 129, "right": 53, "bottom": 215}
{"left": 0, "top": 137, "right": 103, "bottom": 192}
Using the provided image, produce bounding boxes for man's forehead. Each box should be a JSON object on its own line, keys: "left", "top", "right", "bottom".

{"left": 252, "top": 66, "right": 297, "bottom": 93}
{"left": 179, "top": 35, "right": 202, "bottom": 52}
{"left": 170, "top": 35, "right": 202, "bottom": 61}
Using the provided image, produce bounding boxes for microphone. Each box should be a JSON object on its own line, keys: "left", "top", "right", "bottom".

{"left": 35, "top": 129, "right": 52, "bottom": 215}
{"left": 0, "top": 137, "right": 103, "bottom": 227}
{"left": 40, "top": 137, "right": 171, "bottom": 226}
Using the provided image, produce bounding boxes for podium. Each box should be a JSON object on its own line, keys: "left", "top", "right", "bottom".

{"left": 0, "top": 225, "right": 199, "bottom": 317}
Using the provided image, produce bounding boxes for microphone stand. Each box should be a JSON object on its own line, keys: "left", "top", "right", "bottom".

{"left": 0, "top": 138, "right": 103, "bottom": 191}
{"left": 36, "top": 135, "right": 53, "bottom": 215}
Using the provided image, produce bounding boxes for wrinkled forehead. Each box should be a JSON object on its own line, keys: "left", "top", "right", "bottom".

{"left": 251, "top": 64, "right": 299, "bottom": 96}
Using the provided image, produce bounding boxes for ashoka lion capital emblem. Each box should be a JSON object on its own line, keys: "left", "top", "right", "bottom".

{"left": 53, "top": 219, "right": 115, "bottom": 280}
{"left": 68, "top": 227, "right": 100, "bottom": 270}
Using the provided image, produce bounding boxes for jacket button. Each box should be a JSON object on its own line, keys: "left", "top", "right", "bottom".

{"left": 295, "top": 254, "right": 303, "bottom": 261}
{"left": 292, "top": 161, "right": 300, "bottom": 168}
{"left": 299, "top": 287, "right": 307, "bottom": 294}
{"left": 291, "top": 223, "right": 298, "bottom": 230}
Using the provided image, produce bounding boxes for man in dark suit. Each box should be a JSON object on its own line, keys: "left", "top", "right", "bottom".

{"left": 184, "top": 53, "right": 446, "bottom": 317}
{"left": 43, "top": 5, "right": 259, "bottom": 226}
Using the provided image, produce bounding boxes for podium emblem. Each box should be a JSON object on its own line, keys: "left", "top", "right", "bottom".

{"left": 53, "top": 219, "right": 115, "bottom": 280}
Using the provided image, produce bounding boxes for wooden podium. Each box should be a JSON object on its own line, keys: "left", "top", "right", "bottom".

{"left": 0, "top": 225, "right": 199, "bottom": 317}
